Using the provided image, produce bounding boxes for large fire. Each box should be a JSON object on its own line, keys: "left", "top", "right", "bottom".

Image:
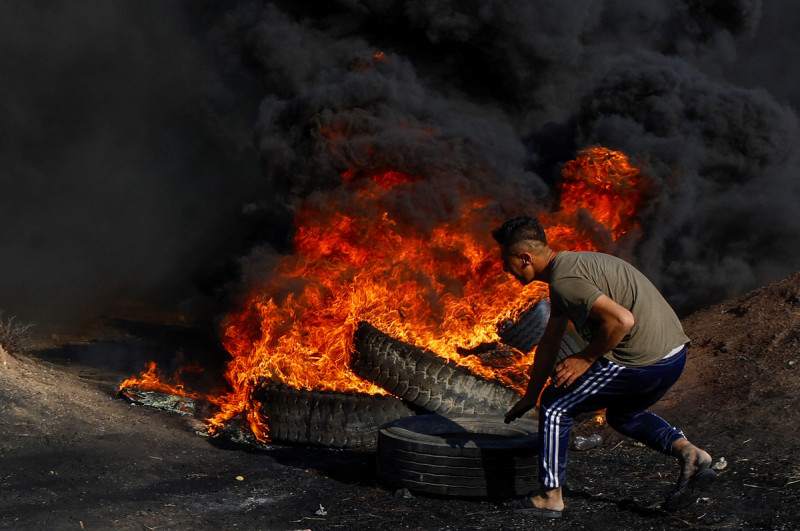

{"left": 119, "top": 146, "right": 643, "bottom": 442}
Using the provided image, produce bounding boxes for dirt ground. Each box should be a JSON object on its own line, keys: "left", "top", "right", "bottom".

{"left": 2, "top": 273, "right": 800, "bottom": 530}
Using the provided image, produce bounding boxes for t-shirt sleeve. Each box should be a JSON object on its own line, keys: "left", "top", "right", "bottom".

{"left": 550, "top": 277, "right": 604, "bottom": 329}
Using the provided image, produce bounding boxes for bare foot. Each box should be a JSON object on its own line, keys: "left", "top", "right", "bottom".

{"left": 530, "top": 486, "right": 565, "bottom": 512}
{"left": 665, "top": 439, "right": 717, "bottom": 509}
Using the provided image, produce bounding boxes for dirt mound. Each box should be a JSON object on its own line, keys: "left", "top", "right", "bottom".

{"left": 656, "top": 271, "right": 800, "bottom": 447}
{"left": 635, "top": 271, "right": 800, "bottom": 529}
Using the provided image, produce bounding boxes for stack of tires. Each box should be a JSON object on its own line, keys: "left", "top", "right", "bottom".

{"left": 349, "top": 318, "right": 546, "bottom": 498}
{"left": 255, "top": 302, "right": 558, "bottom": 497}
{"left": 376, "top": 415, "right": 539, "bottom": 498}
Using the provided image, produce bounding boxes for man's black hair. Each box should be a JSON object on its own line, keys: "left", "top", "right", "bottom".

{"left": 492, "top": 216, "right": 548, "bottom": 248}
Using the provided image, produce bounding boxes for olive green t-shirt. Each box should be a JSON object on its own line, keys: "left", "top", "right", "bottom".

{"left": 548, "top": 251, "right": 689, "bottom": 367}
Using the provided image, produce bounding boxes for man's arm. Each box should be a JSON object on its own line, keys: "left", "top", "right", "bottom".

{"left": 504, "top": 313, "right": 569, "bottom": 423}
{"left": 551, "top": 294, "right": 634, "bottom": 388}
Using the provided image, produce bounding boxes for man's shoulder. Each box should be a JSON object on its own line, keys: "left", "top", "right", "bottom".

{"left": 552, "top": 250, "right": 624, "bottom": 270}
{"left": 550, "top": 251, "right": 636, "bottom": 292}
{"left": 549, "top": 254, "right": 599, "bottom": 292}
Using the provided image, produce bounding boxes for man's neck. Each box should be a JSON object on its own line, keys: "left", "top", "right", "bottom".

{"left": 535, "top": 249, "right": 559, "bottom": 284}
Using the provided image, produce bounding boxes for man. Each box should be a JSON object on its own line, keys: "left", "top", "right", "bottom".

{"left": 494, "top": 215, "right": 715, "bottom": 518}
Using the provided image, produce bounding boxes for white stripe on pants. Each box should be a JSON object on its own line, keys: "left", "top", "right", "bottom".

{"left": 541, "top": 362, "right": 624, "bottom": 487}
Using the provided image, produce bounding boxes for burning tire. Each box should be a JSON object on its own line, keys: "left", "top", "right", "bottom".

{"left": 256, "top": 384, "right": 417, "bottom": 449}
{"left": 496, "top": 298, "right": 589, "bottom": 363}
{"left": 377, "top": 414, "right": 539, "bottom": 498}
{"left": 498, "top": 298, "right": 550, "bottom": 353}
{"left": 352, "top": 322, "right": 520, "bottom": 416}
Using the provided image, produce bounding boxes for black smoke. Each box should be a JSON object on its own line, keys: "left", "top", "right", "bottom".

{"left": 2, "top": 0, "right": 799, "bottom": 327}
{"left": 0, "top": 2, "right": 266, "bottom": 327}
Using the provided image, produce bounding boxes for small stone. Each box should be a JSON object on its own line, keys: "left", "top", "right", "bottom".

{"left": 711, "top": 457, "right": 727, "bottom": 471}
{"left": 395, "top": 487, "right": 414, "bottom": 499}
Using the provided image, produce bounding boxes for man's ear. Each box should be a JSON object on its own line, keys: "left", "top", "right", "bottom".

{"left": 519, "top": 252, "right": 532, "bottom": 266}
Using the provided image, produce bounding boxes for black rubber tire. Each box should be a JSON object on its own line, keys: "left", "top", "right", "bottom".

{"left": 377, "top": 414, "right": 539, "bottom": 498}
{"left": 256, "top": 384, "right": 417, "bottom": 449}
{"left": 352, "top": 322, "right": 520, "bottom": 416}
{"left": 498, "top": 298, "right": 551, "bottom": 353}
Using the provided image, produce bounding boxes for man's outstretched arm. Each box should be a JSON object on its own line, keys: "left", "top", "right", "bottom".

{"left": 504, "top": 313, "right": 568, "bottom": 423}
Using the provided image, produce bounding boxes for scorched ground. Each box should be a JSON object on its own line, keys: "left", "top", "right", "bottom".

{"left": 2, "top": 271, "right": 800, "bottom": 529}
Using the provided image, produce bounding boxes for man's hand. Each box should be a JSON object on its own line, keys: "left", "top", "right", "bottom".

{"left": 552, "top": 356, "right": 593, "bottom": 388}
{"left": 549, "top": 294, "right": 634, "bottom": 388}
{"left": 504, "top": 395, "right": 537, "bottom": 424}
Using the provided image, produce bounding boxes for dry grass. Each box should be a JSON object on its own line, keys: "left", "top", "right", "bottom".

{"left": 0, "top": 311, "right": 34, "bottom": 355}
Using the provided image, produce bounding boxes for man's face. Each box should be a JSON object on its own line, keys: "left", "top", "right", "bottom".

{"left": 501, "top": 245, "right": 534, "bottom": 285}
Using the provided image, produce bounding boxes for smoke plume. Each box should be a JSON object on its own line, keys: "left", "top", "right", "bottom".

{"left": 3, "top": 0, "right": 799, "bottom": 326}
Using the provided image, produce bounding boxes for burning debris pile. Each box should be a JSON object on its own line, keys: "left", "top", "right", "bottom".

{"left": 120, "top": 146, "right": 638, "bottom": 449}
{"left": 111, "top": 1, "right": 800, "bottom": 455}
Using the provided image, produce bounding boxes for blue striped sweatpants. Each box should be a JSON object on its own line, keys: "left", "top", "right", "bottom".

{"left": 538, "top": 346, "right": 688, "bottom": 488}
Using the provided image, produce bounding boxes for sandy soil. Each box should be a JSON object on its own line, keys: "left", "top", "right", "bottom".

{"left": 2, "top": 272, "right": 800, "bottom": 530}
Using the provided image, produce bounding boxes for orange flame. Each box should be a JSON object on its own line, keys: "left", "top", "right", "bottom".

{"left": 118, "top": 360, "right": 207, "bottom": 401}
{"left": 543, "top": 146, "right": 643, "bottom": 250}
{"left": 120, "top": 145, "right": 644, "bottom": 442}
{"left": 348, "top": 51, "right": 391, "bottom": 72}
